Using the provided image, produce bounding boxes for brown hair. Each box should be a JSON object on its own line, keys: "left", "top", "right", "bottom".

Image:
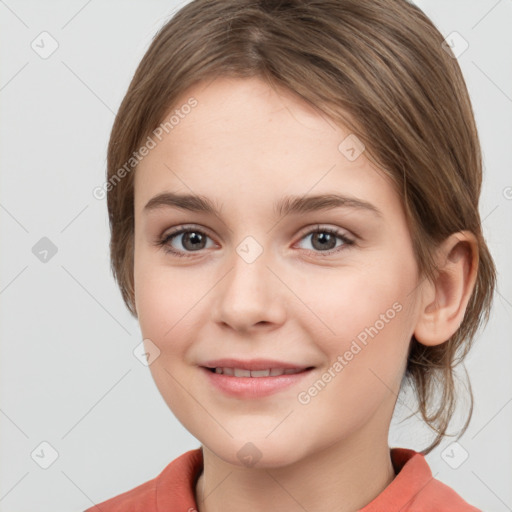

{"left": 106, "top": 0, "right": 496, "bottom": 453}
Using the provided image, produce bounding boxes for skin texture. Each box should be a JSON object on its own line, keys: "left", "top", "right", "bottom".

{"left": 133, "top": 76, "right": 478, "bottom": 512}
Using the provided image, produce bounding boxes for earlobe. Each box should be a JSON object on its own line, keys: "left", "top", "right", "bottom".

{"left": 414, "top": 231, "right": 479, "bottom": 347}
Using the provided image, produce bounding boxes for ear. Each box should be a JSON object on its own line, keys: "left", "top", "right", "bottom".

{"left": 414, "top": 231, "right": 479, "bottom": 347}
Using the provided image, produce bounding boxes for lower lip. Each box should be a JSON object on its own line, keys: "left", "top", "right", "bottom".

{"left": 200, "top": 367, "right": 314, "bottom": 398}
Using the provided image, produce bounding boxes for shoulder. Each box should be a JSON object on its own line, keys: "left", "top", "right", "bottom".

{"left": 83, "top": 473, "right": 158, "bottom": 512}
{"left": 83, "top": 448, "right": 203, "bottom": 512}
{"left": 361, "top": 448, "right": 481, "bottom": 512}
{"left": 411, "top": 476, "right": 482, "bottom": 512}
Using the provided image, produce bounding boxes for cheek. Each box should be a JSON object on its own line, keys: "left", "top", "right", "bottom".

{"left": 298, "top": 257, "right": 416, "bottom": 395}
{"left": 134, "top": 255, "right": 219, "bottom": 380}
{"left": 304, "top": 262, "right": 414, "bottom": 343}
{"left": 133, "top": 260, "right": 204, "bottom": 419}
{"left": 134, "top": 250, "right": 189, "bottom": 349}
{"left": 293, "top": 279, "right": 414, "bottom": 439}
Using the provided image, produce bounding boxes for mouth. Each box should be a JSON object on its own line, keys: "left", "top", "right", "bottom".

{"left": 203, "top": 366, "right": 314, "bottom": 377}
{"left": 199, "top": 361, "right": 315, "bottom": 398}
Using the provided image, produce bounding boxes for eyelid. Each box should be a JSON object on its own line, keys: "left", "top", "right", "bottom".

{"left": 296, "top": 223, "right": 353, "bottom": 241}
{"left": 161, "top": 223, "right": 214, "bottom": 240}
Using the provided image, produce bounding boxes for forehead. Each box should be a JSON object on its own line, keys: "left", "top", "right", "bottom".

{"left": 133, "top": 76, "right": 400, "bottom": 220}
{"left": 179, "top": 76, "right": 330, "bottom": 127}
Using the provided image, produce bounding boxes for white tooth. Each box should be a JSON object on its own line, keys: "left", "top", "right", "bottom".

{"left": 214, "top": 367, "right": 301, "bottom": 377}
{"left": 250, "top": 369, "right": 270, "bottom": 377}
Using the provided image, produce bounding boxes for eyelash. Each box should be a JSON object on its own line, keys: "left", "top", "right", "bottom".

{"left": 155, "top": 225, "right": 355, "bottom": 258}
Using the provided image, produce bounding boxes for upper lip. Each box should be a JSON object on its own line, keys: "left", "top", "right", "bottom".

{"left": 201, "top": 358, "right": 313, "bottom": 371}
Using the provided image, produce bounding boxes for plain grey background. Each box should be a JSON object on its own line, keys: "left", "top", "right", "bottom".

{"left": 0, "top": 1, "right": 511, "bottom": 511}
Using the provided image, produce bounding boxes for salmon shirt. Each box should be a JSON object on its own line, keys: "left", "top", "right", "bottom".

{"left": 84, "top": 447, "right": 481, "bottom": 511}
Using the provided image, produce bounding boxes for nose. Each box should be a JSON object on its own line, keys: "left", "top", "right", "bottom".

{"left": 211, "top": 242, "right": 287, "bottom": 333}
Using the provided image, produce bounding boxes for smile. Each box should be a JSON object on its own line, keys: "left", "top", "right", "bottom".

{"left": 201, "top": 366, "right": 315, "bottom": 398}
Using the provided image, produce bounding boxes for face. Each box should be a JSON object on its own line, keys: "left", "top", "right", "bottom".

{"left": 133, "top": 76, "right": 423, "bottom": 468}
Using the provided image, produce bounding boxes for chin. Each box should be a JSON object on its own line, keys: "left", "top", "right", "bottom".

{"left": 200, "top": 433, "right": 309, "bottom": 469}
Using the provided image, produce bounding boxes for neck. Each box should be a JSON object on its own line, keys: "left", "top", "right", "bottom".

{"left": 194, "top": 430, "right": 395, "bottom": 512}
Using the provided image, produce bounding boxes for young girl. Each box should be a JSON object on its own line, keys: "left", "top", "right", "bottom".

{"left": 88, "top": 0, "right": 496, "bottom": 510}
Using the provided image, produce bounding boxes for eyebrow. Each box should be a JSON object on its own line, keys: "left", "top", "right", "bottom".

{"left": 143, "top": 192, "right": 382, "bottom": 218}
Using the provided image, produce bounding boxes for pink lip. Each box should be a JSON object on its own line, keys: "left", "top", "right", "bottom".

{"left": 201, "top": 358, "right": 310, "bottom": 371}
{"left": 200, "top": 365, "right": 314, "bottom": 399}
